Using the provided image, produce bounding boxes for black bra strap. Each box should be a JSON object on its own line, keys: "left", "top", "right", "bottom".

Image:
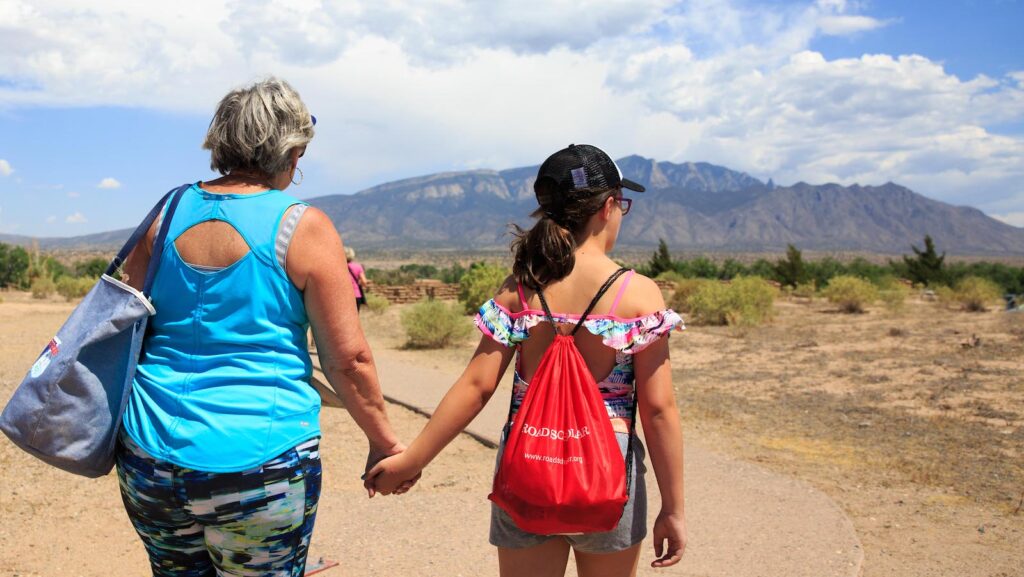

{"left": 536, "top": 287, "right": 556, "bottom": 324}
{"left": 533, "top": 267, "right": 630, "bottom": 335}
{"left": 571, "top": 267, "right": 630, "bottom": 335}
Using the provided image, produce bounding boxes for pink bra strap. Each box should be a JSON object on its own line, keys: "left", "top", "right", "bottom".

{"left": 517, "top": 282, "right": 530, "bottom": 311}
{"left": 608, "top": 270, "right": 635, "bottom": 315}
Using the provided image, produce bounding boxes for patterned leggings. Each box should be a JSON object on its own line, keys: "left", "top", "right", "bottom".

{"left": 115, "top": 434, "right": 322, "bottom": 577}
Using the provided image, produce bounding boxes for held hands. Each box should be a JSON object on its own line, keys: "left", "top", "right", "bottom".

{"left": 364, "top": 452, "right": 424, "bottom": 497}
{"left": 363, "top": 442, "right": 420, "bottom": 498}
{"left": 651, "top": 509, "right": 687, "bottom": 568}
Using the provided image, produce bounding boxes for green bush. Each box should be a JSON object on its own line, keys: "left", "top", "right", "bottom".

{"left": 31, "top": 276, "right": 56, "bottom": 299}
{"left": 875, "top": 277, "right": 910, "bottom": 311}
{"left": 366, "top": 268, "right": 417, "bottom": 286}
{"left": 792, "top": 281, "right": 817, "bottom": 300}
{"left": 56, "top": 276, "right": 96, "bottom": 301}
{"left": 458, "top": 262, "right": 509, "bottom": 314}
{"left": 75, "top": 257, "right": 109, "bottom": 278}
{"left": 0, "top": 243, "right": 30, "bottom": 289}
{"left": 402, "top": 299, "right": 473, "bottom": 349}
{"left": 668, "top": 278, "right": 713, "bottom": 313}
{"left": 823, "top": 275, "right": 878, "bottom": 313}
{"left": 685, "top": 276, "right": 776, "bottom": 327}
{"left": 948, "top": 276, "right": 1003, "bottom": 312}
{"left": 364, "top": 292, "right": 390, "bottom": 314}
{"left": 655, "top": 270, "right": 688, "bottom": 284}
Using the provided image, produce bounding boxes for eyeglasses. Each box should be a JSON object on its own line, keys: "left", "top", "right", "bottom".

{"left": 616, "top": 197, "right": 633, "bottom": 216}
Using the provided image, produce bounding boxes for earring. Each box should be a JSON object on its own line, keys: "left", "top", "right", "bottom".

{"left": 291, "top": 167, "right": 304, "bottom": 186}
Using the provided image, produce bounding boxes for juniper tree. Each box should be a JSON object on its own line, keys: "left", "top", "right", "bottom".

{"left": 903, "top": 235, "right": 946, "bottom": 286}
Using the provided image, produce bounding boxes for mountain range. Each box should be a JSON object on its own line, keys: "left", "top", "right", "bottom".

{"left": 3, "top": 155, "right": 1023, "bottom": 256}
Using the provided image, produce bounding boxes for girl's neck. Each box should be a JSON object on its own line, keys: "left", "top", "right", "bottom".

{"left": 575, "top": 229, "right": 614, "bottom": 258}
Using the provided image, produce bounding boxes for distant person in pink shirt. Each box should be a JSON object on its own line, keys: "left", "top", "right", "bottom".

{"left": 346, "top": 246, "right": 368, "bottom": 311}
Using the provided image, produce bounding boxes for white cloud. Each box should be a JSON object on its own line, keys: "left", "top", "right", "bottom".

{"left": 0, "top": 159, "right": 12, "bottom": 176}
{"left": 67, "top": 191, "right": 80, "bottom": 198}
{"left": 0, "top": 0, "right": 1022, "bottom": 220}
{"left": 45, "top": 215, "right": 56, "bottom": 223}
{"left": 992, "top": 212, "right": 1024, "bottom": 228}
{"left": 65, "top": 212, "right": 87, "bottom": 224}
{"left": 817, "top": 15, "right": 890, "bottom": 36}
{"left": 97, "top": 177, "right": 121, "bottom": 189}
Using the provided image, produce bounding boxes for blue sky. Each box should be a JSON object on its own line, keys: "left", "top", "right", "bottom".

{"left": 1, "top": 0, "right": 1022, "bottom": 237}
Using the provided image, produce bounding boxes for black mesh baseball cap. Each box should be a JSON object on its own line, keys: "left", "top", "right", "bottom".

{"left": 534, "top": 144, "right": 646, "bottom": 197}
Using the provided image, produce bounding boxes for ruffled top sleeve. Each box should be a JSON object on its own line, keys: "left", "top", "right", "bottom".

{"left": 586, "top": 309, "right": 684, "bottom": 354}
{"left": 474, "top": 299, "right": 529, "bottom": 347}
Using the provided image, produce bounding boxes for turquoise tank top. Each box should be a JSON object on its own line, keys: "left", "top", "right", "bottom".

{"left": 122, "top": 183, "right": 321, "bottom": 472}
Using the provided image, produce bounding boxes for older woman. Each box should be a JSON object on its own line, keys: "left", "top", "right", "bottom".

{"left": 117, "top": 78, "right": 406, "bottom": 576}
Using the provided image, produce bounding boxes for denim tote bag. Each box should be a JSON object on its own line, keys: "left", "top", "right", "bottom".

{"left": 0, "top": 184, "right": 187, "bottom": 478}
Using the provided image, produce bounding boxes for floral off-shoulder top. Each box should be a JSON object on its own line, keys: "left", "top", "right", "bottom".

{"left": 474, "top": 271, "right": 684, "bottom": 430}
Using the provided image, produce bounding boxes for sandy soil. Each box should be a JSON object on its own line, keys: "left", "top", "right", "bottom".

{"left": 1, "top": 290, "right": 1022, "bottom": 576}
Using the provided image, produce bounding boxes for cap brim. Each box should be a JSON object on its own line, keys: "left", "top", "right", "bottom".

{"left": 621, "top": 178, "right": 645, "bottom": 193}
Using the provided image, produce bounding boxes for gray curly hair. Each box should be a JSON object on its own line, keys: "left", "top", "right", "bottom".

{"left": 203, "top": 78, "right": 315, "bottom": 176}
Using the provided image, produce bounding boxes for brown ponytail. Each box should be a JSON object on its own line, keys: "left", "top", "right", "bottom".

{"left": 512, "top": 179, "right": 616, "bottom": 289}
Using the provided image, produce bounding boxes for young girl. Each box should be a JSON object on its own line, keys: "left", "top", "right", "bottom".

{"left": 368, "top": 144, "right": 687, "bottom": 576}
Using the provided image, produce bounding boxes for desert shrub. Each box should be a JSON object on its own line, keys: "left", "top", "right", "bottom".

{"left": 677, "top": 256, "right": 719, "bottom": 279}
{"left": 364, "top": 292, "right": 390, "bottom": 314}
{"left": 366, "top": 268, "right": 417, "bottom": 286}
{"left": 725, "top": 276, "right": 777, "bottom": 326}
{"left": 746, "top": 258, "right": 778, "bottom": 281}
{"left": 686, "top": 276, "right": 776, "bottom": 327}
{"left": 668, "top": 278, "right": 713, "bottom": 313}
{"left": 934, "top": 285, "right": 955, "bottom": 305}
{"left": 655, "top": 270, "right": 688, "bottom": 283}
{"left": 56, "top": 276, "right": 96, "bottom": 301}
{"left": 75, "top": 257, "right": 109, "bottom": 278}
{"left": 875, "top": 277, "right": 910, "bottom": 311}
{"left": 439, "top": 262, "right": 468, "bottom": 284}
{"left": 402, "top": 299, "right": 473, "bottom": 348}
{"left": 948, "top": 276, "right": 1003, "bottom": 312}
{"left": 792, "top": 281, "right": 817, "bottom": 300}
{"left": 0, "top": 243, "right": 31, "bottom": 289}
{"left": 31, "top": 275, "right": 56, "bottom": 299}
{"left": 718, "top": 258, "right": 746, "bottom": 280}
{"left": 823, "top": 275, "right": 878, "bottom": 313}
{"left": 459, "top": 262, "right": 509, "bottom": 314}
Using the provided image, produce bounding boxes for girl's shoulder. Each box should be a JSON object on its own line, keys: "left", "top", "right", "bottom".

{"left": 610, "top": 271, "right": 666, "bottom": 319}
{"left": 474, "top": 272, "right": 683, "bottom": 352}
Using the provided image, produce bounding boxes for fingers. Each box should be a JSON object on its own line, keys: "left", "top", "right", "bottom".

{"left": 651, "top": 547, "right": 683, "bottom": 567}
{"left": 651, "top": 539, "right": 684, "bottom": 568}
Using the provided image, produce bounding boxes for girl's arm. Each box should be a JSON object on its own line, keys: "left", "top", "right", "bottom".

{"left": 366, "top": 335, "right": 515, "bottom": 494}
{"left": 634, "top": 334, "right": 687, "bottom": 568}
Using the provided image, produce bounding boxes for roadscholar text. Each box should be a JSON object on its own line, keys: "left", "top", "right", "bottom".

{"left": 520, "top": 423, "right": 592, "bottom": 441}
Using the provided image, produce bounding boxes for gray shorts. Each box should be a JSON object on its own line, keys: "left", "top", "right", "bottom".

{"left": 489, "top": 430, "right": 648, "bottom": 554}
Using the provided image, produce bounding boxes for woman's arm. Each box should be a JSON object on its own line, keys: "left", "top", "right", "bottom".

{"left": 288, "top": 208, "right": 403, "bottom": 471}
{"left": 119, "top": 220, "right": 159, "bottom": 291}
{"left": 366, "top": 335, "right": 515, "bottom": 494}
{"left": 635, "top": 333, "right": 687, "bottom": 568}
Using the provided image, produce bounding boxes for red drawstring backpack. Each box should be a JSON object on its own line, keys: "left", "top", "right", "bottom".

{"left": 489, "top": 268, "right": 636, "bottom": 534}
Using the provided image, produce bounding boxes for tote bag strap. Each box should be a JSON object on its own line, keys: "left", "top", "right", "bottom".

{"left": 105, "top": 183, "right": 190, "bottom": 296}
